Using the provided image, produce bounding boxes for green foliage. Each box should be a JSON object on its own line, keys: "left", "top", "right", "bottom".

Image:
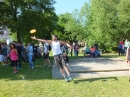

{"left": 88, "top": 0, "right": 120, "bottom": 51}
{"left": 55, "top": 0, "right": 130, "bottom": 52}
{"left": 2, "top": 0, "right": 130, "bottom": 52}
{"left": 10, "top": 32, "right": 17, "bottom": 41}
{"left": 0, "top": 38, "right": 5, "bottom": 43}
{"left": 117, "top": 0, "right": 130, "bottom": 39}
{"left": 0, "top": 0, "right": 57, "bottom": 42}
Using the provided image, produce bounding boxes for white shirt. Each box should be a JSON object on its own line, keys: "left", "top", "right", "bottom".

{"left": 38, "top": 46, "right": 41, "bottom": 53}
{"left": 52, "top": 41, "right": 62, "bottom": 56}
{"left": 44, "top": 43, "right": 49, "bottom": 53}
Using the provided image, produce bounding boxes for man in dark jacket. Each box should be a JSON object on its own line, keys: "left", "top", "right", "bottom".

{"left": 17, "top": 42, "right": 23, "bottom": 68}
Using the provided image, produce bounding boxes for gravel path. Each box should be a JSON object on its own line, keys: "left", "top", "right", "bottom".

{"left": 52, "top": 58, "right": 129, "bottom": 79}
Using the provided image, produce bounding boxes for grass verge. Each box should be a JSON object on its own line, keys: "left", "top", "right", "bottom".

{"left": 0, "top": 54, "right": 129, "bottom": 97}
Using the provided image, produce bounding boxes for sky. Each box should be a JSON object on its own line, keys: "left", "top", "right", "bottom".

{"left": 54, "top": 0, "right": 89, "bottom": 15}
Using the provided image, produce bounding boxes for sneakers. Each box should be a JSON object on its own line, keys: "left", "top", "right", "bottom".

{"left": 31, "top": 67, "right": 34, "bottom": 69}
{"left": 43, "top": 65, "right": 47, "bottom": 68}
{"left": 4, "top": 64, "right": 8, "bottom": 67}
{"left": 68, "top": 76, "right": 73, "bottom": 81}
{"left": 64, "top": 77, "right": 69, "bottom": 82}
{"left": 64, "top": 76, "right": 73, "bottom": 82}
{"left": 44, "top": 65, "right": 52, "bottom": 68}
{"left": 28, "top": 66, "right": 34, "bottom": 69}
{"left": 17, "top": 66, "right": 21, "bottom": 69}
{"left": 47, "top": 65, "right": 52, "bottom": 68}
{"left": 13, "top": 70, "right": 18, "bottom": 73}
{"left": 28, "top": 66, "right": 32, "bottom": 68}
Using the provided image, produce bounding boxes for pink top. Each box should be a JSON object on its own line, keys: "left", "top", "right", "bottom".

{"left": 90, "top": 48, "right": 95, "bottom": 53}
{"left": 10, "top": 50, "right": 18, "bottom": 61}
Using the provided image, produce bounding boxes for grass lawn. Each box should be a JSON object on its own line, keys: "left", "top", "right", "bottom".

{"left": 0, "top": 53, "right": 130, "bottom": 97}
{"left": 102, "top": 53, "right": 126, "bottom": 59}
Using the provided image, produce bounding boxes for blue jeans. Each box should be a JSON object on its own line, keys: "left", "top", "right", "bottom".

{"left": 95, "top": 50, "right": 99, "bottom": 57}
{"left": 90, "top": 51, "right": 98, "bottom": 57}
{"left": 74, "top": 50, "right": 77, "bottom": 56}
{"left": 28, "top": 55, "right": 34, "bottom": 67}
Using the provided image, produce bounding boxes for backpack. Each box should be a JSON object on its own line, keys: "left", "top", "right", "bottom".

{"left": 48, "top": 44, "right": 52, "bottom": 51}
{"left": 45, "top": 44, "right": 52, "bottom": 51}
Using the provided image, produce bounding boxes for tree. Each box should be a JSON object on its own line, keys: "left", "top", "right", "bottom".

{"left": 55, "top": 9, "right": 89, "bottom": 43}
{"left": 88, "top": 0, "right": 120, "bottom": 52}
{"left": 17, "top": 10, "right": 57, "bottom": 43}
{"left": 0, "top": 0, "right": 56, "bottom": 42}
{"left": 117, "top": 0, "right": 130, "bottom": 40}
{"left": 53, "top": 13, "right": 73, "bottom": 41}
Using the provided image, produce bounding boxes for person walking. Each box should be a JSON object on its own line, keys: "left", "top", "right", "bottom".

{"left": 7, "top": 43, "right": 18, "bottom": 73}
{"left": 26, "top": 43, "right": 34, "bottom": 69}
{"left": 31, "top": 35, "right": 73, "bottom": 82}
{"left": 43, "top": 43, "right": 52, "bottom": 68}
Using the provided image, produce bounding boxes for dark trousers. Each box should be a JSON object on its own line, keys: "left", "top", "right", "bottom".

{"left": 118, "top": 48, "right": 122, "bottom": 55}
{"left": 18, "top": 54, "right": 22, "bottom": 67}
{"left": 34, "top": 51, "right": 37, "bottom": 58}
{"left": 77, "top": 51, "right": 79, "bottom": 56}
{"left": 70, "top": 50, "right": 73, "bottom": 56}
{"left": 11, "top": 60, "right": 18, "bottom": 67}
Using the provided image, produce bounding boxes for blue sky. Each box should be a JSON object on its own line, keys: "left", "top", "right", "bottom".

{"left": 54, "top": 0, "right": 89, "bottom": 15}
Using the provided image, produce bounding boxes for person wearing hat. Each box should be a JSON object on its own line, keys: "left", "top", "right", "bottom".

{"left": 31, "top": 35, "right": 73, "bottom": 82}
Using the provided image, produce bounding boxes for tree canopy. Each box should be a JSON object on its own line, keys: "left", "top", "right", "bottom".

{"left": 0, "top": 0, "right": 56, "bottom": 43}
{"left": 1, "top": 0, "right": 130, "bottom": 52}
{"left": 54, "top": 0, "right": 130, "bottom": 52}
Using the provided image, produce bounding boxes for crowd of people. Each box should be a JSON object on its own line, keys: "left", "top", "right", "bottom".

{"left": 83, "top": 42, "right": 100, "bottom": 58}
{"left": 118, "top": 39, "right": 130, "bottom": 56}
{"left": 1, "top": 36, "right": 130, "bottom": 82}
{"left": 60, "top": 42, "right": 79, "bottom": 56}
{"left": 0, "top": 36, "right": 111, "bottom": 82}
{"left": 0, "top": 40, "right": 81, "bottom": 72}
{"left": 0, "top": 35, "right": 73, "bottom": 82}
{"left": 0, "top": 41, "right": 54, "bottom": 73}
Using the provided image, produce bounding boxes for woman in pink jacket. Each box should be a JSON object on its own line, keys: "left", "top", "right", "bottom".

{"left": 7, "top": 43, "right": 18, "bottom": 73}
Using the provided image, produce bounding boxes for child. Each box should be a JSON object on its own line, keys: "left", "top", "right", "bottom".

{"left": 7, "top": 43, "right": 18, "bottom": 73}
{"left": 0, "top": 51, "right": 4, "bottom": 65}
{"left": 126, "top": 45, "right": 130, "bottom": 82}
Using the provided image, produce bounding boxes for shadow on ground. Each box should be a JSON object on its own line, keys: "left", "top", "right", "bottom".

{"left": 0, "top": 57, "right": 55, "bottom": 81}
{"left": 73, "top": 77, "right": 118, "bottom": 84}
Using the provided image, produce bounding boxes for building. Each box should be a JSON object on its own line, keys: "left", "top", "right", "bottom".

{"left": 0, "top": 26, "right": 12, "bottom": 44}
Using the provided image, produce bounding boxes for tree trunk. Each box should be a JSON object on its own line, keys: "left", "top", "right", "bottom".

{"left": 17, "top": 31, "right": 21, "bottom": 42}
